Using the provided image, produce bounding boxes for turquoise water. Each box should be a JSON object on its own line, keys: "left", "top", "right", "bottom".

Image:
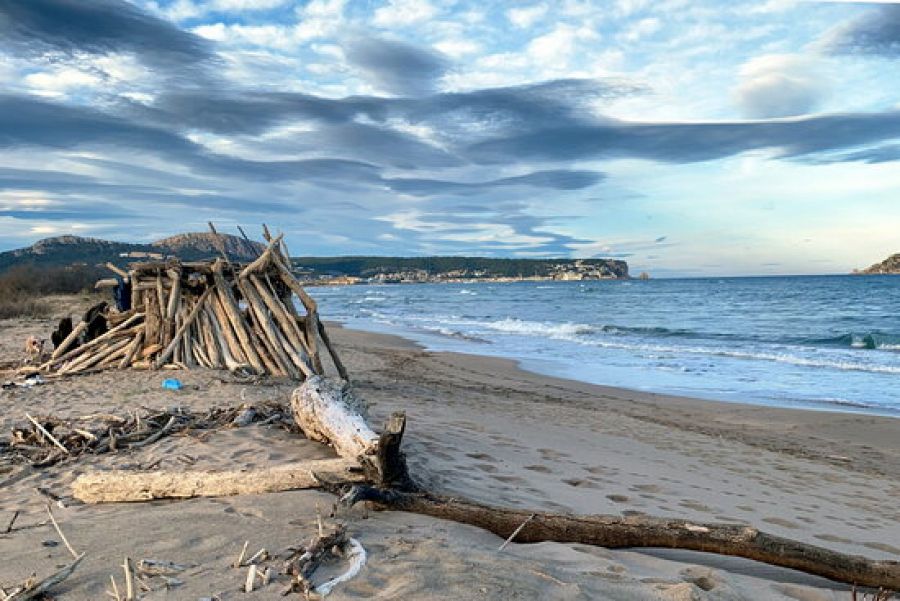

{"left": 311, "top": 275, "right": 900, "bottom": 416}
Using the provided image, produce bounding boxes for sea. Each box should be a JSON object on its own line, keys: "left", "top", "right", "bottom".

{"left": 310, "top": 275, "right": 900, "bottom": 417}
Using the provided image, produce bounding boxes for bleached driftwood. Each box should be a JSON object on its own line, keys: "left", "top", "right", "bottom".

{"left": 291, "top": 376, "right": 414, "bottom": 489}
{"left": 72, "top": 458, "right": 366, "bottom": 503}
{"left": 291, "top": 377, "right": 373, "bottom": 455}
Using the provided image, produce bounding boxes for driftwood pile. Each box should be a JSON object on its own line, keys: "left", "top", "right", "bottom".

{"left": 32, "top": 231, "right": 346, "bottom": 380}
{"left": 1, "top": 401, "right": 293, "bottom": 469}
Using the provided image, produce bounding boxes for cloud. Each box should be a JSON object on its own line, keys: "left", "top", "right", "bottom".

{"left": 466, "top": 110, "right": 900, "bottom": 164}
{"left": 372, "top": 0, "right": 438, "bottom": 27}
{"left": 733, "top": 54, "right": 830, "bottom": 118}
{"left": 506, "top": 5, "right": 549, "bottom": 28}
{"left": 384, "top": 170, "right": 605, "bottom": 196}
{"left": 0, "top": 0, "right": 215, "bottom": 74}
{"left": 0, "top": 94, "right": 384, "bottom": 187}
{"left": 806, "top": 143, "right": 900, "bottom": 163}
{"left": 820, "top": 3, "right": 900, "bottom": 56}
{"left": 342, "top": 36, "right": 450, "bottom": 96}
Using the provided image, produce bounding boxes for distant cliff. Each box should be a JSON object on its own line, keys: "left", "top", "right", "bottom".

{"left": 859, "top": 253, "right": 900, "bottom": 275}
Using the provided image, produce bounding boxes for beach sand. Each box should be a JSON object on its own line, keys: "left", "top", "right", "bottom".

{"left": 1, "top": 303, "right": 898, "bottom": 600}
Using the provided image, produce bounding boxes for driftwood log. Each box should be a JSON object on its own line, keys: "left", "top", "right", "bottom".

{"left": 341, "top": 486, "right": 900, "bottom": 590}
{"left": 291, "top": 376, "right": 414, "bottom": 489}
{"left": 72, "top": 458, "right": 366, "bottom": 503}
{"left": 290, "top": 377, "right": 900, "bottom": 591}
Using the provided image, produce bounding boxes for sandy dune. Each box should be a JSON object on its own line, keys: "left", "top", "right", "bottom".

{"left": 1, "top": 305, "right": 898, "bottom": 599}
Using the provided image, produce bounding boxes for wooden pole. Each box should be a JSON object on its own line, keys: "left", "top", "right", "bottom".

{"left": 154, "top": 286, "right": 215, "bottom": 369}
{"left": 239, "top": 233, "right": 283, "bottom": 279}
{"left": 249, "top": 274, "right": 314, "bottom": 377}
{"left": 50, "top": 321, "right": 88, "bottom": 360}
{"left": 211, "top": 262, "right": 265, "bottom": 374}
{"left": 237, "top": 279, "right": 298, "bottom": 378}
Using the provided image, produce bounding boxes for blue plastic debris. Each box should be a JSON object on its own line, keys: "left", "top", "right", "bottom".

{"left": 162, "top": 378, "right": 183, "bottom": 391}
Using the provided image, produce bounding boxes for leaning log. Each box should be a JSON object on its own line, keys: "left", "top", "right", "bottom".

{"left": 291, "top": 377, "right": 413, "bottom": 488}
{"left": 72, "top": 458, "right": 366, "bottom": 504}
{"left": 292, "top": 376, "right": 375, "bottom": 460}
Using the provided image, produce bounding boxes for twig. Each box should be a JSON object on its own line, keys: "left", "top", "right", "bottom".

{"left": 246, "top": 548, "right": 268, "bottom": 565}
{"left": 4, "top": 510, "right": 19, "bottom": 533}
{"left": 234, "top": 540, "right": 249, "bottom": 568}
{"left": 498, "top": 513, "right": 536, "bottom": 552}
{"left": 244, "top": 564, "right": 257, "bottom": 593}
{"left": 24, "top": 413, "right": 68, "bottom": 455}
{"left": 109, "top": 575, "right": 121, "bottom": 601}
{"left": 45, "top": 504, "right": 79, "bottom": 559}
{"left": 6, "top": 553, "right": 85, "bottom": 600}
{"left": 128, "top": 416, "right": 177, "bottom": 448}
{"left": 122, "top": 557, "right": 134, "bottom": 601}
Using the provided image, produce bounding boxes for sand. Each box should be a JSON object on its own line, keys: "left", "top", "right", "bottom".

{"left": 1, "top": 301, "right": 898, "bottom": 600}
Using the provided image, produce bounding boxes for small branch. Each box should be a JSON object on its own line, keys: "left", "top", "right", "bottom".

{"left": 498, "top": 513, "right": 535, "bottom": 552}
{"left": 244, "top": 564, "right": 257, "bottom": 593}
{"left": 24, "top": 413, "right": 68, "bottom": 455}
{"left": 122, "top": 557, "right": 134, "bottom": 601}
{"left": 234, "top": 540, "right": 249, "bottom": 568}
{"left": 6, "top": 553, "right": 85, "bottom": 601}
{"left": 109, "top": 575, "right": 121, "bottom": 601}
{"left": 4, "top": 510, "right": 19, "bottom": 533}
{"left": 45, "top": 504, "right": 79, "bottom": 559}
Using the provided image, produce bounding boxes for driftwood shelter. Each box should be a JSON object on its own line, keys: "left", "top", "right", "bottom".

{"left": 35, "top": 229, "right": 346, "bottom": 380}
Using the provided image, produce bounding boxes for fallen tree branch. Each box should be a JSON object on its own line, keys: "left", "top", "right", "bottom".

{"left": 341, "top": 485, "right": 900, "bottom": 590}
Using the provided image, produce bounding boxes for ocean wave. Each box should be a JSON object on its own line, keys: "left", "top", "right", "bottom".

{"left": 579, "top": 339, "right": 900, "bottom": 375}
{"left": 421, "top": 326, "right": 490, "bottom": 343}
{"left": 457, "top": 318, "right": 900, "bottom": 374}
{"left": 808, "top": 397, "right": 883, "bottom": 410}
{"left": 810, "top": 332, "right": 900, "bottom": 351}
{"left": 482, "top": 318, "right": 596, "bottom": 338}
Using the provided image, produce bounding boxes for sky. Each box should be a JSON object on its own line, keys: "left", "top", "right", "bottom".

{"left": 0, "top": 0, "right": 898, "bottom": 276}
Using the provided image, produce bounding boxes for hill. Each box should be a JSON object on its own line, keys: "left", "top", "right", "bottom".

{"left": 859, "top": 253, "right": 900, "bottom": 275}
{"left": 0, "top": 233, "right": 264, "bottom": 273}
{"left": 0, "top": 235, "right": 629, "bottom": 281}
{"left": 291, "top": 256, "right": 629, "bottom": 281}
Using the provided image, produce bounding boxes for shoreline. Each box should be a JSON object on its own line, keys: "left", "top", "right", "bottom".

{"left": 328, "top": 322, "right": 900, "bottom": 480}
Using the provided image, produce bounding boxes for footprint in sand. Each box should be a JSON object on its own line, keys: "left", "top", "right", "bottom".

{"left": 631, "top": 484, "right": 663, "bottom": 494}
{"left": 606, "top": 494, "right": 630, "bottom": 503}
{"left": 491, "top": 474, "right": 526, "bottom": 485}
{"left": 524, "top": 464, "right": 552, "bottom": 473}
{"left": 679, "top": 500, "right": 714, "bottom": 513}
{"left": 562, "top": 477, "right": 598, "bottom": 489}
{"left": 864, "top": 542, "right": 900, "bottom": 556}
{"left": 465, "top": 452, "right": 493, "bottom": 461}
{"left": 762, "top": 517, "right": 800, "bottom": 529}
{"left": 473, "top": 463, "right": 498, "bottom": 473}
{"left": 537, "top": 448, "right": 570, "bottom": 461}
